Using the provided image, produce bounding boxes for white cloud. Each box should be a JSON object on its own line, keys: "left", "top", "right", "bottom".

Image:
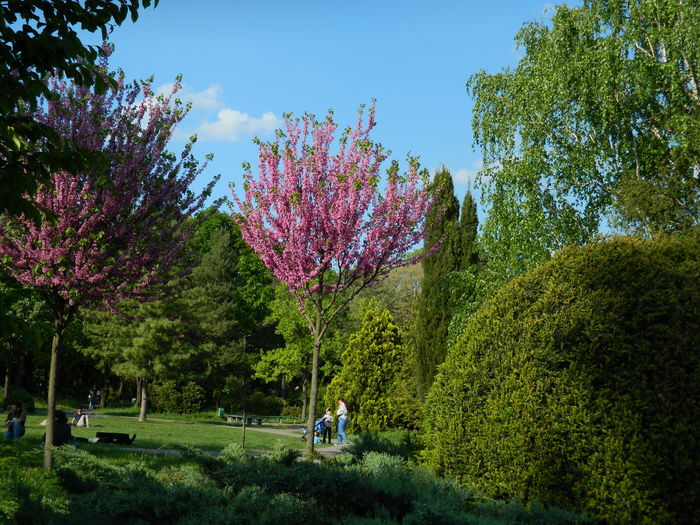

{"left": 453, "top": 159, "right": 483, "bottom": 186}
{"left": 195, "top": 109, "right": 280, "bottom": 142}
{"left": 156, "top": 83, "right": 224, "bottom": 112}
{"left": 152, "top": 83, "right": 280, "bottom": 143}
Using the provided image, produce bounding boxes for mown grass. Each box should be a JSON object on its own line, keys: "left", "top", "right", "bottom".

{"left": 19, "top": 413, "right": 309, "bottom": 454}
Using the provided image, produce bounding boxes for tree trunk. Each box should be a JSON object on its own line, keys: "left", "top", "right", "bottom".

{"left": 138, "top": 379, "right": 147, "bottom": 422}
{"left": 301, "top": 377, "right": 307, "bottom": 420}
{"left": 305, "top": 333, "right": 322, "bottom": 453}
{"left": 3, "top": 366, "right": 10, "bottom": 399}
{"left": 135, "top": 378, "right": 142, "bottom": 407}
{"left": 44, "top": 314, "right": 67, "bottom": 470}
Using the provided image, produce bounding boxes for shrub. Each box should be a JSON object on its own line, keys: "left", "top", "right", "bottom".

{"left": 422, "top": 235, "right": 700, "bottom": 524}
{"left": 179, "top": 382, "right": 205, "bottom": 413}
{"left": 244, "top": 392, "right": 284, "bottom": 415}
{"left": 281, "top": 405, "right": 301, "bottom": 417}
{"left": 2, "top": 387, "right": 35, "bottom": 413}
{"left": 149, "top": 380, "right": 180, "bottom": 413}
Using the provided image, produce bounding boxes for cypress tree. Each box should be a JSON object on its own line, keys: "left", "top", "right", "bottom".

{"left": 414, "top": 167, "right": 460, "bottom": 399}
{"left": 455, "top": 189, "right": 479, "bottom": 269}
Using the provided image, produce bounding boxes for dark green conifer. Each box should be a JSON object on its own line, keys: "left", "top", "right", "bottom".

{"left": 414, "top": 167, "right": 460, "bottom": 398}
{"left": 455, "top": 189, "right": 479, "bottom": 268}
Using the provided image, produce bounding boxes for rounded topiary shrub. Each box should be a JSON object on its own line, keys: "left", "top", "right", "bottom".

{"left": 422, "top": 235, "right": 700, "bottom": 524}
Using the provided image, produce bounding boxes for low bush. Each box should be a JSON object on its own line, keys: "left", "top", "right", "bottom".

{"left": 150, "top": 381, "right": 205, "bottom": 414}
{"left": 280, "top": 405, "right": 301, "bottom": 417}
{"left": 0, "top": 445, "right": 589, "bottom": 524}
{"left": 243, "top": 391, "right": 285, "bottom": 415}
{"left": 149, "top": 380, "right": 180, "bottom": 413}
{"left": 179, "top": 382, "right": 205, "bottom": 413}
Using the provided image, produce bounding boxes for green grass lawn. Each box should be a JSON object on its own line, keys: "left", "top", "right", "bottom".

{"left": 18, "top": 413, "right": 308, "bottom": 453}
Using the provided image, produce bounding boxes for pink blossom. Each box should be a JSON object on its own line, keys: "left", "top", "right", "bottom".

{"left": 0, "top": 56, "right": 215, "bottom": 311}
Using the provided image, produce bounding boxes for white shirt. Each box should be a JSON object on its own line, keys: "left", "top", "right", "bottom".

{"left": 337, "top": 402, "right": 348, "bottom": 420}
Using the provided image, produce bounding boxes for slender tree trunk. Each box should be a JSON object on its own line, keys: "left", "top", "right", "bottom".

{"left": 301, "top": 377, "right": 307, "bottom": 420}
{"left": 305, "top": 332, "right": 322, "bottom": 453}
{"left": 44, "top": 313, "right": 67, "bottom": 469}
{"left": 138, "top": 379, "right": 147, "bottom": 422}
{"left": 3, "top": 366, "right": 10, "bottom": 399}
{"left": 135, "top": 378, "right": 142, "bottom": 407}
{"left": 116, "top": 380, "right": 123, "bottom": 400}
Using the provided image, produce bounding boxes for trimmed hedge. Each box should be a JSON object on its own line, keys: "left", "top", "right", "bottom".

{"left": 422, "top": 235, "right": 700, "bottom": 524}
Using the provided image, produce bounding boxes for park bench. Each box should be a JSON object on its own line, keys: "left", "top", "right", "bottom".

{"left": 225, "top": 414, "right": 306, "bottom": 425}
{"left": 96, "top": 432, "right": 136, "bottom": 444}
{"left": 226, "top": 414, "right": 264, "bottom": 425}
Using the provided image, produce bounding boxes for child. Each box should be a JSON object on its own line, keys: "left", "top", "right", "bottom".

{"left": 322, "top": 408, "right": 333, "bottom": 444}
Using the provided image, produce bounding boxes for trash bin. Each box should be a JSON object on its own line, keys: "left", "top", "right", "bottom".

{"left": 216, "top": 408, "right": 224, "bottom": 418}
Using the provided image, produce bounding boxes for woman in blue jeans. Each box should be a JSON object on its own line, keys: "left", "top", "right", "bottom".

{"left": 336, "top": 398, "right": 349, "bottom": 445}
{"left": 3, "top": 402, "right": 27, "bottom": 441}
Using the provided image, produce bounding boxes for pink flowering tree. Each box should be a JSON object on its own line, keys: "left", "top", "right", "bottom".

{"left": 0, "top": 55, "right": 215, "bottom": 468}
{"left": 232, "top": 103, "right": 435, "bottom": 451}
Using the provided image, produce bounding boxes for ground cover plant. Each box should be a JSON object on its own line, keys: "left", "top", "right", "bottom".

{"left": 1, "top": 436, "right": 590, "bottom": 524}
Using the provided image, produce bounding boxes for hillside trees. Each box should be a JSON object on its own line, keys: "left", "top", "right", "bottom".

{"left": 232, "top": 102, "right": 435, "bottom": 451}
{"left": 469, "top": 0, "right": 700, "bottom": 277}
{"left": 0, "top": 60, "right": 214, "bottom": 467}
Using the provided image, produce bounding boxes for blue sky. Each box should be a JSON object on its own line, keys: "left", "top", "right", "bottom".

{"left": 88, "top": 1, "right": 562, "bottom": 212}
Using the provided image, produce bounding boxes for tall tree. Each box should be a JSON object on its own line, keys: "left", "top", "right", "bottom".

{"left": 455, "top": 190, "right": 478, "bottom": 269}
{"left": 232, "top": 102, "right": 435, "bottom": 451}
{"left": 469, "top": 0, "right": 700, "bottom": 277}
{"left": 0, "top": 58, "right": 214, "bottom": 468}
{"left": 1, "top": 1, "right": 158, "bottom": 219}
{"left": 413, "top": 168, "right": 460, "bottom": 398}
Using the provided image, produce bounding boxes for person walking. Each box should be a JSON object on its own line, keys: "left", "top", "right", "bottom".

{"left": 336, "top": 397, "right": 349, "bottom": 445}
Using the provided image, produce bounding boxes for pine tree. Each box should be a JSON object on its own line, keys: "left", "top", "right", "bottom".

{"left": 414, "top": 167, "right": 460, "bottom": 399}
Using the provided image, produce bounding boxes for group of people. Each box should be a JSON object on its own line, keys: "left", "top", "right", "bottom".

{"left": 88, "top": 388, "right": 101, "bottom": 410}
{"left": 3, "top": 402, "right": 89, "bottom": 444}
{"left": 311, "top": 397, "right": 350, "bottom": 445}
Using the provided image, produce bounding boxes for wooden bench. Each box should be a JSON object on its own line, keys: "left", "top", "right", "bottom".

{"left": 226, "top": 414, "right": 264, "bottom": 425}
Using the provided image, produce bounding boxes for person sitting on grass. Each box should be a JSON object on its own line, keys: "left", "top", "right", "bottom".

{"left": 3, "top": 402, "right": 27, "bottom": 441}
{"left": 41, "top": 410, "right": 74, "bottom": 447}
{"left": 72, "top": 407, "right": 90, "bottom": 427}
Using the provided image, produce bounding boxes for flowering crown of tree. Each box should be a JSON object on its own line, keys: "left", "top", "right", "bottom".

{"left": 232, "top": 102, "right": 433, "bottom": 298}
{"left": 0, "top": 53, "right": 215, "bottom": 309}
